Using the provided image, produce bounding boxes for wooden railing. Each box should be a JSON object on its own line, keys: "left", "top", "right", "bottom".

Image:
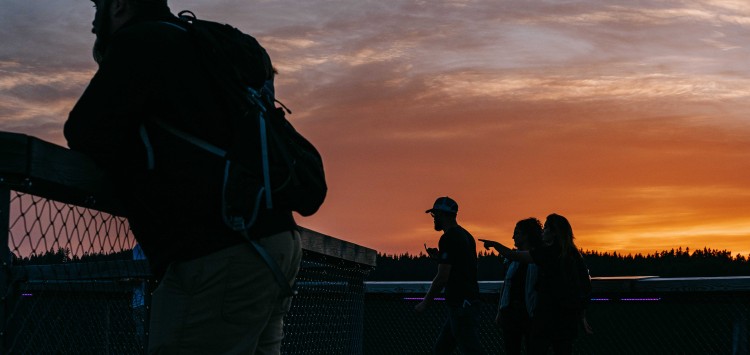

{"left": 0, "top": 131, "right": 376, "bottom": 354}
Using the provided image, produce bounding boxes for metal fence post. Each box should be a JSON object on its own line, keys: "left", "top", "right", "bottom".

{"left": 0, "top": 187, "right": 11, "bottom": 353}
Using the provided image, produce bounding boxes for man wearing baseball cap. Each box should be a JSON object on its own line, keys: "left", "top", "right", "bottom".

{"left": 416, "top": 197, "right": 483, "bottom": 354}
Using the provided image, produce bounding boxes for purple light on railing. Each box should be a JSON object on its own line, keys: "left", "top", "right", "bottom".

{"left": 403, "top": 297, "right": 445, "bottom": 301}
{"left": 620, "top": 297, "right": 661, "bottom": 302}
{"left": 589, "top": 297, "right": 664, "bottom": 302}
{"left": 402, "top": 297, "right": 661, "bottom": 302}
{"left": 21, "top": 293, "right": 33, "bottom": 297}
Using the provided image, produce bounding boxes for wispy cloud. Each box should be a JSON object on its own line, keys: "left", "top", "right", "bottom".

{"left": 1, "top": 0, "right": 749, "bottom": 255}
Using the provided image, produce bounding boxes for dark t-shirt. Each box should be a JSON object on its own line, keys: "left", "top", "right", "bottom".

{"left": 438, "top": 226, "right": 480, "bottom": 306}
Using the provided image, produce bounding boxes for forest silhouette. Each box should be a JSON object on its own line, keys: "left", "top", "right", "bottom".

{"left": 13, "top": 246, "right": 750, "bottom": 280}
{"left": 12, "top": 248, "right": 132, "bottom": 266}
{"left": 369, "top": 247, "right": 750, "bottom": 281}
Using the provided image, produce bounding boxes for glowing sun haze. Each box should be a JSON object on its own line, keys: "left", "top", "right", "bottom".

{"left": 1, "top": 0, "right": 749, "bottom": 257}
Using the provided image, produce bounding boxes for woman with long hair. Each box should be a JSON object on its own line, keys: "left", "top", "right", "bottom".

{"left": 481, "top": 213, "right": 592, "bottom": 355}
{"left": 496, "top": 218, "right": 542, "bottom": 355}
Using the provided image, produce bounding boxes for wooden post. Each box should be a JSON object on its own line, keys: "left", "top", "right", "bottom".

{"left": 0, "top": 187, "right": 11, "bottom": 353}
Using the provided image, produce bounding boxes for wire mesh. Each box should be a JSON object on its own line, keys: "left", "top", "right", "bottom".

{"left": 8, "top": 281, "right": 147, "bottom": 354}
{"left": 3, "top": 191, "right": 145, "bottom": 354}
{"left": 283, "top": 251, "right": 371, "bottom": 355}
{"left": 364, "top": 294, "right": 503, "bottom": 355}
{"left": 363, "top": 291, "right": 750, "bottom": 354}
{"left": 8, "top": 192, "right": 135, "bottom": 262}
{"left": 578, "top": 292, "right": 750, "bottom": 355}
{"left": 1, "top": 190, "right": 373, "bottom": 354}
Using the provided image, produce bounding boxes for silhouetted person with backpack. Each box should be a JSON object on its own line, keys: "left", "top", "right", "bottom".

{"left": 65, "top": 0, "right": 309, "bottom": 353}
{"left": 415, "top": 197, "right": 483, "bottom": 355}
{"left": 482, "top": 214, "right": 592, "bottom": 355}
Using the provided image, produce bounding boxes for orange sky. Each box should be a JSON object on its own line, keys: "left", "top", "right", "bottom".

{"left": 1, "top": 0, "right": 749, "bottom": 257}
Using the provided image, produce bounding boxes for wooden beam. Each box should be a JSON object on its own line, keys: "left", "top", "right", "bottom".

{"left": 300, "top": 227, "right": 377, "bottom": 267}
{"left": 0, "top": 132, "right": 123, "bottom": 215}
{"left": 0, "top": 131, "right": 377, "bottom": 266}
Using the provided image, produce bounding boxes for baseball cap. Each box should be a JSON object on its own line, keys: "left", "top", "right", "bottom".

{"left": 425, "top": 196, "right": 458, "bottom": 214}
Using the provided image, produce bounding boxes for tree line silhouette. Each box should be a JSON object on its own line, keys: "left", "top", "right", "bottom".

{"left": 11, "top": 247, "right": 132, "bottom": 266}
{"left": 13, "top": 246, "right": 750, "bottom": 280}
{"left": 369, "top": 247, "right": 750, "bottom": 281}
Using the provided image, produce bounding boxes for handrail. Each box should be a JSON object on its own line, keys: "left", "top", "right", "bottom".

{"left": 365, "top": 276, "right": 750, "bottom": 293}
{"left": 0, "top": 131, "right": 376, "bottom": 267}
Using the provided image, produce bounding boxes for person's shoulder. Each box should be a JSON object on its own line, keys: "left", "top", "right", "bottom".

{"left": 454, "top": 226, "right": 476, "bottom": 243}
{"left": 120, "top": 19, "right": 187, "bottom": 36}
{"left": 113, "top": 20, "right": 189, "bottom": 50}
{"left": 104, "top": 20, "right": 190, "bottom": 67}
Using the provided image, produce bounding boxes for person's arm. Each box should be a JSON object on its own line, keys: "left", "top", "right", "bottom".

{"left": 479, "top": 238, "right": 534, "bottom": 263}
{"left": 415, "top": 264, "right": 451, "bottom": 312}
{"left": 478, "top": 238, "right": 502, "bottom": 251}
{"left": 493, "top": 243, "right": 534, "bottom": 263}
{"left": 65, "top": 30, "right": 158, "bottom": 173}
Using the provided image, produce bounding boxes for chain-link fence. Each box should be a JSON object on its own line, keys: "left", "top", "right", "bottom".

{"left": 2, "top": 191, "right": 144, "bottom": 354}
{"left": 363, "top": 281, "right": 750, "bottom": 354}
{"left": 0, "top": 190, "right": 375, "bottom": 354}
{"left": 0, "top": 132, "right": 377, "bottom": 354}
{"left": 286, "top": 253, "right": 371, "bottom": 354}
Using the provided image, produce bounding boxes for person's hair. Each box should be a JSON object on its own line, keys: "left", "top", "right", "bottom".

{"left": 132, "top": 0, "right": 167, "bottom": 5}
{"left": 129, "top": 0, "right": 169, "bottom": 12}
{"left": 515, "top": 217, "right": 542, "bottom": 249}
{"left": 545, "top": 213, "right": 579, "bottom": 258}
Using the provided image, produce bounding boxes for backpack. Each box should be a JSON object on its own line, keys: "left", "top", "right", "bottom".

{"left": 154, "top": 11, "right": 327, "bottom": 233}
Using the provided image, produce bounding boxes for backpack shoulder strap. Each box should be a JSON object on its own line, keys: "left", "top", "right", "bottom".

{"left": 243, "top": 231, "right": 297, "bottom": 298}
{"left": 151, "top": 119, "right": 229, "bottom": 158}
{"left": 158, "top": 20, "right": 188, "bottom": 33}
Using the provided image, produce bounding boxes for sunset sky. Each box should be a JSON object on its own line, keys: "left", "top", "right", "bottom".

{"left": 2, "top": 0, "right": 749, "bottom": 257}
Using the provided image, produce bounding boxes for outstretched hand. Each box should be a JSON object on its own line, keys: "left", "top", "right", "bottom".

{"left": 478, "top": 238, "right": 502, "bottom": 251}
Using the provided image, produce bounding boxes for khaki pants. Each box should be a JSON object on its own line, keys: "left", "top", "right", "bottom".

{"left": 148, "top": 230, "right": 302, "bottom": 355}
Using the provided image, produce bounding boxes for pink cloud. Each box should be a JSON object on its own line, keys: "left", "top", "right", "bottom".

{"left": 1, "top": 0, "right": 749, "bottom": 257}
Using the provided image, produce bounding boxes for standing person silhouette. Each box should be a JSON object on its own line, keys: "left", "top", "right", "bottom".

{"left": 64, "top": 1, "right": 303, "bottom": 353}
{"left": 415, "top": 197, "right": 483, "bottom": 355}
{"left": 482, "top": 214, "right": 592, "bottom": 355}
{"left": 492, "top": 218, "right": 542, "bottom": 355}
